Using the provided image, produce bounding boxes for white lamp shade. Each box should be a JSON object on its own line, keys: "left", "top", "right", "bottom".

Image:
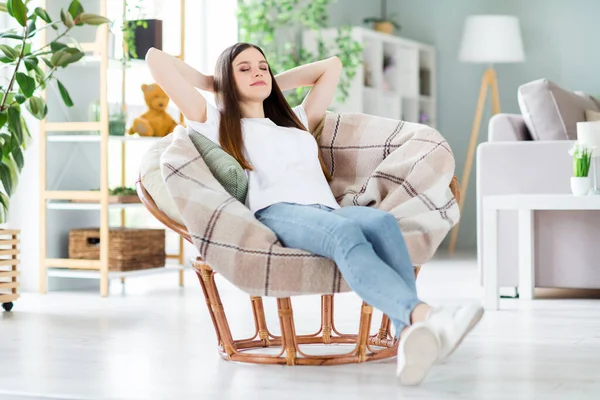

{"left": 459, "top": 15, "right": 525, "bottom": 63}
{"left": 577, "top": 121, "right": 600, "bottom": 157}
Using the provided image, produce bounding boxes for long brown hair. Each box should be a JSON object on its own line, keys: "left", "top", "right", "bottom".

{"left": 213, "top": 42, "right": 331, "bottom": 181}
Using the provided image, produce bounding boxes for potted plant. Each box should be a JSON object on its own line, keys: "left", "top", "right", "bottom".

{"left": 0, "top": 0, "right": 109, "bottom": 311}
{"left": 568, "top": 142, "right": 594, "bottom": 195}
{"left": 363, "top": 0, "right": 401, "bottom": 35}
{"left": 109, "top": 105, "right": 126, "bottom": 136}
{"left": 109, "top": 186, "right": 139, "bottom": 203}
{"left": 122, "top": 3, "right": 161, "bottom": 61}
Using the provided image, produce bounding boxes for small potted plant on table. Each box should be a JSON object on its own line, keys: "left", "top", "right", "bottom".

{"left": 569, "top": 142, "right": 594, "bottom": 195}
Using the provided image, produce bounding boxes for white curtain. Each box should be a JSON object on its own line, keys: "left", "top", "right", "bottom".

{"left": 187, "top": 0, "right": 238, "bottom": 105}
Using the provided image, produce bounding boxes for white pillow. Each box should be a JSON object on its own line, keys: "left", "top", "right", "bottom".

{"left": 139, "top": 134, "right": 185, "bottom": 225}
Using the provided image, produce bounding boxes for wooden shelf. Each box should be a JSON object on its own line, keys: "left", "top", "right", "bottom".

{"left": 45, "top": 258, "right": 102, "bottom": 269}
{"left": 45, "top": 122, "right": 102, "bottom": 132}
{"left": 0, "top": 259, "right": 19, "bottom": 267}
{"left": 1, "top": 228, "right": 19, "bottom": 307}
{"left": 47, "top": 134, "right": 163, "bottom": 143}
{"left": 47, "top": 263, "right": 187, "bottom": 280}
{"left": 0, "top": 293, "right": 18, "bottom": 303}
{"left": 39, "top": 0, "right": 187, "bottom": 297}
{"left": 44, "top": 191, "right": 103, "bottom": 201}
{"left": 0, "top": 270, "right": 19, "bottom": 278}
{"left": 0, "top": 281, "right": 19, "bottom": 290}
{"left": 0, "top": 249, "right": 19, "bottom": 257}
{"left": 47, "top": 201, "right": 143, "bottom": 210}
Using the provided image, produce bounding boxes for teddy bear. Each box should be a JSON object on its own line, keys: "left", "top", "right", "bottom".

{"left": 128, "top": 83, "right": 178, "bottom": 137}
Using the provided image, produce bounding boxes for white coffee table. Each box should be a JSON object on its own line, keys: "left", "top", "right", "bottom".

{"left": 482, "top": 194, "right": 600, "bottom": 310}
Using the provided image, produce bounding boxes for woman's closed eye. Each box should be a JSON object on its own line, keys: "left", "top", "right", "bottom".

{"left": 240, "top": 67, "right": 268, "bottom": 72}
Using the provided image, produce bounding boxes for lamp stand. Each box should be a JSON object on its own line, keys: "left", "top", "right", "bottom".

{"left": 448, "top": 67, "right": 501, "bottom": 254}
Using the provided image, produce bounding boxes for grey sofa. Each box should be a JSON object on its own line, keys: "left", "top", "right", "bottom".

{"left": 476, "top": 113, "right": 600, "bottom": 290}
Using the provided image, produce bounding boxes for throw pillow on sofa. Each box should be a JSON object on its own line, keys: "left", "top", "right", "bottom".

{"left": 518, "top": 78, "right": 600, "bottom": 141}
{"left": 585, "top": 109, "right": 600, "bottom": 121}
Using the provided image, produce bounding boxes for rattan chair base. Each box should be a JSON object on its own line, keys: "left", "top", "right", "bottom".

{"left": 192, "top": 258, "right": 421, "bottom": 366}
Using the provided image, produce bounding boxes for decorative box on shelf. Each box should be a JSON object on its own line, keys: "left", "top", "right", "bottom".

{"left": 69, "top": 228, "right": 165, "bottom": 271}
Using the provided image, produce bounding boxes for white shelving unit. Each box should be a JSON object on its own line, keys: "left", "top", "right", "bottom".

{"left": 302, "top": 26, "right": 436, "bottom": 128}
{"left": 39, "top": 0, "right": 187, "bottom": 296}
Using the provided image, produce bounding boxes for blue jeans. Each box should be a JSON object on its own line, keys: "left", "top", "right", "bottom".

{"left": 254, "top": 202, "right": 421, "bottom": 337}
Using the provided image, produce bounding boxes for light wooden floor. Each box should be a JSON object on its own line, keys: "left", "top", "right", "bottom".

{"left": 1, "top": 253, "right": 600, "bottom": 400}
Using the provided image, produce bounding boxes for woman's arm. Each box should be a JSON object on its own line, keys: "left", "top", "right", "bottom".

{"left": 275, "top": 56, "right": 342, "bottom": 131}
{"left": 146, "top": 47, "right": 214, "bottom": 122}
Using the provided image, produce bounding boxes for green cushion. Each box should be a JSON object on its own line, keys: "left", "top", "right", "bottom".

{"left": 188, "top": 129, "right": 248, "bottom": 203}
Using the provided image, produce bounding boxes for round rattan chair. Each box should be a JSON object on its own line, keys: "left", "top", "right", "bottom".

{"left": 136, "top": 175, "right": 460, "bottom": 366}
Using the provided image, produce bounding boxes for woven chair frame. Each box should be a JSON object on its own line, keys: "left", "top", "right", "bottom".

{"left": 136, "top": 176, "right": 460, "bottom": 365}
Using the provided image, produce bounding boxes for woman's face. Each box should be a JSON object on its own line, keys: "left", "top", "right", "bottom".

{"left": 231, "top": 47, "right": 272, "bottom": 102}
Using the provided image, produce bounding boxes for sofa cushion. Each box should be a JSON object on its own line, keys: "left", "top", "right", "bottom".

{"left": 488, "top": 113, "right": 531, "bottom": 142}
{"left": 517, "top": 79, "right": 600, "bottom": 141}
{"left": 586, "top": 109, "right": 600, "bottom": 121}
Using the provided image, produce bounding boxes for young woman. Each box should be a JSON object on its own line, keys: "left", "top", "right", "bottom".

{"left": 146, "top": 42, "right": 483, "bottom": 385}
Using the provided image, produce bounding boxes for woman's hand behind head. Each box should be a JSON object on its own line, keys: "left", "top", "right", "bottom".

{"left": 204, "top": 75, "right": 215, "bottom": 93}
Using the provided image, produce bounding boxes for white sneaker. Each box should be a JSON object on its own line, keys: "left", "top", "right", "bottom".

{"left": 426, "top": 303, "right": 484, "bottom": 359}
{"left": 396, "top": 322, "right": 440, "bottom": 386}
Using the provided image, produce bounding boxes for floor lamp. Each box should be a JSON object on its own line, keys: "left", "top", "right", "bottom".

{"left": 448, "top": 15, "right": 525, "bottom": 254}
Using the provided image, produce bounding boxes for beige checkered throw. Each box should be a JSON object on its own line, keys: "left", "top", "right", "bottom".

{"left": 160, "top": 112, "right": 459, "bottom": 298}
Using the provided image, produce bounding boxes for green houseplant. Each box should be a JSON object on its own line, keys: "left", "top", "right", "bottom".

{"left": 237, "top": 0, "right": 362, "bottom": 107}
{"left": 568, "top": 142, "right": 594, "bottom": 196}
{"left": 121, "top": 3, "right": 146, "bottom": 60}
{"left": 0, "top": 0, "right": 110, "bottom": 223}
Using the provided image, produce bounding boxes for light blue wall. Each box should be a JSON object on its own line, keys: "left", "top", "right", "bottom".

{"left": 328, "top": 0, "right": 600, "bottom": 250}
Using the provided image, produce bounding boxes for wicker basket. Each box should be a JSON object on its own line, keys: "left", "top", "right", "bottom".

{"left": 69, "top": 228, "right": 166, "bottom": 271}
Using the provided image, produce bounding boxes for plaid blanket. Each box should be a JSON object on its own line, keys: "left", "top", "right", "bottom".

{"left": 160, "top": 112, "right": 459, "bottom": 297}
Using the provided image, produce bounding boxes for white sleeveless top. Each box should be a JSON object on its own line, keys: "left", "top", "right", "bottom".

{"left": 186, "top": 102, "right": 340, "bottom": 213}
